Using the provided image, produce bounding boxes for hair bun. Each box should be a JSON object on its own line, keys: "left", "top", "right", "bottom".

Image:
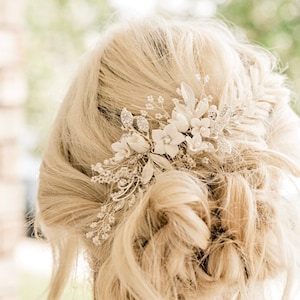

{"left": 147, "top": 170, "right": 211, "bottom": 250}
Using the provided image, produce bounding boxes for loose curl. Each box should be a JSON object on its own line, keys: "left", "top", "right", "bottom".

{"left": 37, "top": 17, "right": 300, "bottom": 299}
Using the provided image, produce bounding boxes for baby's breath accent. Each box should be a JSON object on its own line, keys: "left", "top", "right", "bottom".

{"left": 87, "top": 77, "right": 245, "bottom": 245}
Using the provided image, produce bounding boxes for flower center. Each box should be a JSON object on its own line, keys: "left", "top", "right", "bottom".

{"left": 163, "top": 136, "right": 171, "bottom": 144}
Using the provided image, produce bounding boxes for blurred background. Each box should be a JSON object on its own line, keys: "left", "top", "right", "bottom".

{"left": 0, "top": 0, "right": 299, "bottom": 299}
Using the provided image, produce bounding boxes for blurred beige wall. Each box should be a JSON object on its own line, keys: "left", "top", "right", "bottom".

{"left": 0, "top": 0, "right": 26, "bottom": 299}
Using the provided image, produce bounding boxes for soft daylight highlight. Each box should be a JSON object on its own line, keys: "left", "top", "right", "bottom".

{"left": 37, "top": 18, "right": 300, "bottom": 300}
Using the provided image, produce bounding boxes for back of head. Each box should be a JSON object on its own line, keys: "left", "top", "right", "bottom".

{"left": 37, "top": 17, "right": 300, "bottom": 299}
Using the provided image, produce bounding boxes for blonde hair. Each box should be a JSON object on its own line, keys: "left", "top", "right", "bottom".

{"left": 37, "top": 18, "right": 300, "bottom": 299}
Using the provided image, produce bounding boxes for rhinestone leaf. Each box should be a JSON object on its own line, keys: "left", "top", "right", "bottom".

{"left": 114, "top": 200, "right": 125, "bottom": 211}
{"left": 121, "top": 108, "right": 133, "bottom": 127}
{"left": 136, "top": 116, "right": 149, "bottom": 132}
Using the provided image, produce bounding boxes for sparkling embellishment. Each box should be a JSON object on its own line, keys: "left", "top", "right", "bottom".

{"left": 121, "top": 108, "right": 133, "bottom": 127}
{"left": 136, "top": 116, "right": 149, "bottom": 132}
{"left": 87, "top": 75, "right": 247, "bottom": 245}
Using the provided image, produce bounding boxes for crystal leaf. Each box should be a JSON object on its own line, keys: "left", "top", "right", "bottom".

{"left": 114, "top": 199, "right": 125, "bottom": 211}
{"left": 218, "top": 105, "right": 232, "bottom": 122}
{"left": 136, "top": 116, "right": 149, "bottom": 132}
{"left": 121, "top": 108, "right": 133, "bottom": 127}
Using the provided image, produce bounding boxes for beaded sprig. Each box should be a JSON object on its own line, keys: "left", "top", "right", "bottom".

{"left": 87, "top": 75, "right": 245, "bottom": 245}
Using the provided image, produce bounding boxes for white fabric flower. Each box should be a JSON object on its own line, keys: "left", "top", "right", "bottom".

{"left": 186, "top": 135, "right": 214, "bottom": 153}
{"left": 191, "top": 117, "right": 211, "bottom": 137}
{"left": 174, "top": 82, "right": 210, "bottom": 123}
{"left": 169, "top": 109, "right": 189, "bottom": 132}
{"left": 152, "top": 123, "right": 185, "bottom": 158}
{"left": 194, "top": 98, "right": 210, "bottom": 118}
{"left": 111, "top": 137, "right": 131, "bottom": 162}
{"left": 126, "top": 132, "right": 150, "bottom": 153}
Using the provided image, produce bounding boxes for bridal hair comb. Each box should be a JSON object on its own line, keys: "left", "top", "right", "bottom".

{"left": 87, "top": 75, "right": 245, "bottom": 245}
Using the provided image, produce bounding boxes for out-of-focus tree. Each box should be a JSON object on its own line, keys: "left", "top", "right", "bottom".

{"left": 218, "top": 0, "right": 300, "bottom": 113}
{"left": 25, "top": 0, "right": 112, "bottom": 153}
{"left": 158, "top": 0, "right": 300, "bottom": 113}
{"left": 25, "top": 0, "right": 300, "bottom": 150}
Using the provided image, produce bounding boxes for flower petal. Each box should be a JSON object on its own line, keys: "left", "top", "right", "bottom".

{"left": 174, "top": 103, "right": 193, "bottom": 120}
{"left": 141, "top": 160, "right": 154, "bottom": 184}
{"left": 191, "top": 127, "right": 200, "bottom": 136}
{"left": 185, "top": 136, "right": 192, "bottom": 145}
{"left": 191, "top": 118, "right": 201, "bottom": 127}
{"left": 171, "top": 110, "right": 189, "bottom": 132}
{"left": 165, "top": 144, "right": 179, "bottom": 158}
{"left": 200, "top": 118, "right": 210, "bottom": 127}
{"left": 200, "top": 127, "right": 210, "bottom": 138}
{"left": 150, "top": 154, "right": 173, "bottom": 170}
{"left": 195, "top": 99, "right": 209, "bottom": 118}
{"left": 111, "top": 140, "right": 123, "bottom": 152}
{"left": 152, "top": 129, "right": 166, "bottom": 142}
{"left": 126, "top": 133, "right": 149, "bottom": 153}
{"left": 154, "top": 141, "right": 165, "bottom": 155}
{"left": 164, "top": 123, "right": 177, "bottom": 136}
{"left": 114, "top": 152, "right": 125, "bottom": 162}
{"left": 170, "top": 132, "right": 185, "bottom": 145}
{"left": 181, "top": 82, "right": 196, "bottom": 110}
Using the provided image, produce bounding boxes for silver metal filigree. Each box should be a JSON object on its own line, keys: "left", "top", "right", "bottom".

{"left": 87, "top": 76, "right": 246, "bottom": 245}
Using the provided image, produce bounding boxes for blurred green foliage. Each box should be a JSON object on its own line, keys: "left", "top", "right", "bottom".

{"left": 23, "top": 1, "right": 299, "bottom": 296}
{"left": 20, "top": 271, "right": 92, "bottom": 300}
{"left": 25, "top": 0, "right": 300, "bottom": 154}
{"left": 25, "top": 0, "right": 112, "bottom": 153}
{"left": 218, "top": 0, "right": 300, "bottom": 113}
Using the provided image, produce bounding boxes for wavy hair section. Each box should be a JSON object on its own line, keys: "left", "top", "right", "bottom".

{"left": 37, "top": 18, "right": 300, "bottom": 299}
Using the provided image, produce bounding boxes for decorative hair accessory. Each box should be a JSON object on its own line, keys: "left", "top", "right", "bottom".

{"left": 87, "top": 75, "right": 245, "bottom": 245}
